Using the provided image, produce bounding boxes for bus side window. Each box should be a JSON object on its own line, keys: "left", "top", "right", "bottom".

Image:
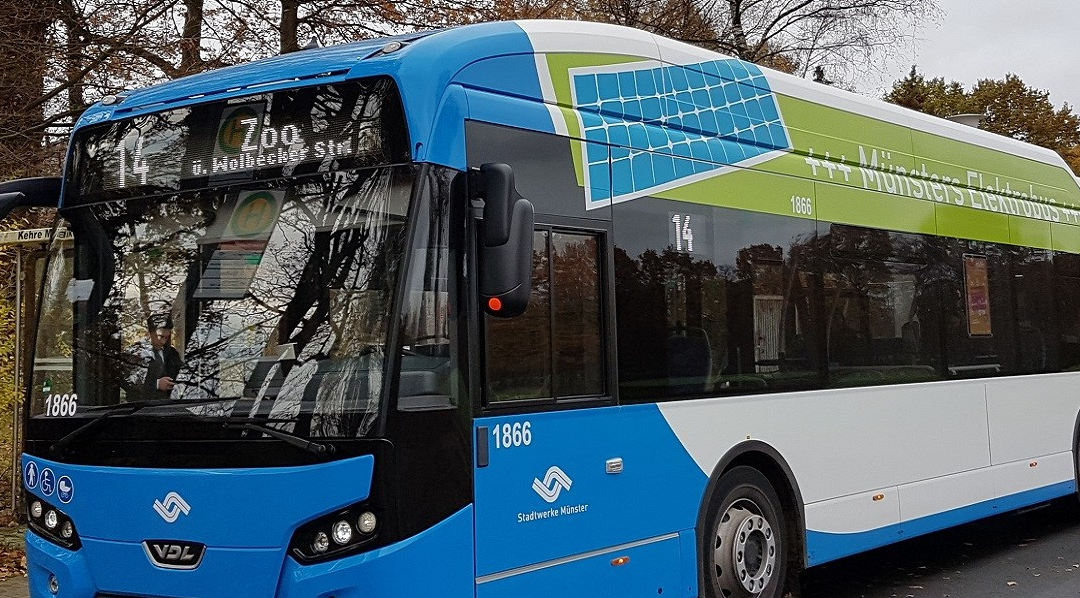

{"left": 941, "top": 241, "right": 1017, "bottom": 379}
{"left": 819, "top": 224, "right": 943, "bottom": 387}
{"left": 1055, "top": 252, "right": 1080, "bottom": 370}
{"left": 614, "top": 200, "right": 821, "bottom": 403}
{"left": 1011, "top": 247, "right": 1055, "bottom": 374}
{"left": 484, "top": 229, "right": 605, "bottom": 404}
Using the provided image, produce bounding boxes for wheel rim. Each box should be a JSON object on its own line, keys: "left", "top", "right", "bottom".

{"left": 714, "top": 500, "right": 777, "bottom": 597}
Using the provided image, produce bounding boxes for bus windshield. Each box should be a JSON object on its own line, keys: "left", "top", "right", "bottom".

{"left": 30, "top": 165, "right": 415, "bottom": 438}
{"left": 29, "top": 77, "right": 418, "bottom": 442}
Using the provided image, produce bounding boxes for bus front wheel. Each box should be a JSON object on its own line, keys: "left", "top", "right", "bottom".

{"left": 703, "top": 466, "right": 789, "bottom": 598}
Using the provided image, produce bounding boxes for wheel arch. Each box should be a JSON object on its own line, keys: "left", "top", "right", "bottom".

{"left": 696, "top": 440, "right": 808, "bottom": 568}
{"left": 1072, "top": 408, "right": 1080, "bottom": 493}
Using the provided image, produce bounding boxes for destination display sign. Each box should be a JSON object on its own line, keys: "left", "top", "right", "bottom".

{"left": 71, "top": 77, "right": 409, "bottom": 204}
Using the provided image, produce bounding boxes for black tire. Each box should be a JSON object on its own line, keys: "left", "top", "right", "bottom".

{"left": 1075, "top": 435, "right": 1080, "bottom": 506}
{"left": 1074, "top": 415, "right": 1080, "bottom": 506}
{"left": 702, "top": 466, "right": 790, "bottom": 598}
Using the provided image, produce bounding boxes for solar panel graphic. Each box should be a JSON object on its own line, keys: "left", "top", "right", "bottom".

{"left": 569, "top": 59, "right": 790, "bottom": 208}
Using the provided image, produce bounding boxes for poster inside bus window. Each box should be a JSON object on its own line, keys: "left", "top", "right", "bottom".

{"left": 964, "top": 254, "right": 992, "bottom": 336}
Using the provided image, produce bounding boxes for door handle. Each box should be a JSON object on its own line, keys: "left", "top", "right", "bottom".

{"left": 606, "top": 457, "right": 623, "bottom": 474}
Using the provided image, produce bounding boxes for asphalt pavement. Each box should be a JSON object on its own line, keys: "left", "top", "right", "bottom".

{"left": 802, "top": 497, "right": 1080, "bottom": 597}
{"left": 0, "top": 577, "right": 25, "bottom": 598}
{"left": 0, "top": 522, "right": 26, "bottom": 598}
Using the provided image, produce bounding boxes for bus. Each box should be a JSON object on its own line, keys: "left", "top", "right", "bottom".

{"left": 10, "top": 18, "right": 1080, "bottom": 598}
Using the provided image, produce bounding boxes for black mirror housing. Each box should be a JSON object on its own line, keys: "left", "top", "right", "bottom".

{"left": 0, "top": 177, "right": 62, "bottom": 220}
{"left": 473, "top": 164, "right": 534, "bottom": 318}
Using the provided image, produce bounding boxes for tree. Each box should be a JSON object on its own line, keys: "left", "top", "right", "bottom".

{"left": 689, "top": 0, "right": 940, "bottom": 83}
{"left": 884, "top": 65, "right": 972, "bottom": 115}
{"left": 455, "top": 0, "right": 937, "bottom": 81}
{"left": 1062, "top": 146, "right": 1080, "bottom": 177}
{"left": 0, "top": 0, "right": 62, "bottom": 178}
{"left": 410, "top": 0, "right": 718, "bottom": 48}
{"left": 0, "top": 0, "right": 948, "bottom": 180}
{"left": 885, "top": 68, "right": 1080, "bottom": 175}
{"left": 971, "top": 75, "right": 1080, "bottom": 151}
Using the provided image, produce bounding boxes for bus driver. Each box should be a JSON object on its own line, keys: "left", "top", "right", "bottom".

{"left": 130, "top": 314, "right": 183, "bottom": 400}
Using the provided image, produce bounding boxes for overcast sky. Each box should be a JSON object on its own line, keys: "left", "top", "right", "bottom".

{"left": 855, "top": 0, "right": 1080, "bottom": 110}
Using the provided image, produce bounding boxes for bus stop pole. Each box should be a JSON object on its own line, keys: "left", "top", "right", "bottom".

{"left": 11, "top": 246, "right": 22, "bottom": 512}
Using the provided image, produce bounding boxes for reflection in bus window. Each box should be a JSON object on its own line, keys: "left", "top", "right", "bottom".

{"left": 614, "top": 200, "right": 820, "bottom": 402}
{"left": 31, "top": 166, "right": 415, "bottom": 439}
{"left": 485, "top": 229, "right": 604, "bottom": 403}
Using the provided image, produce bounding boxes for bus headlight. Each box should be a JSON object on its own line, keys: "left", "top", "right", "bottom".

{"left": 331, "top": 520, "right": 353, "bottom": 545}
{"left": 289, "top": 503, "right": 379, "bottom": 563}
{"left": 312, "top": 532, "right": 330, "bottom": 553}
{"left": 357, "top": 511, "right": 377, "bottom": 534}
{"left": 25, "top": 493, "right": 81, "bottom": 550}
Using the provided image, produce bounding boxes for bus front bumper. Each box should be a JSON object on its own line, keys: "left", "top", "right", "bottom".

{"left": 24, "top": 505, "right": 474, "bottom": 598}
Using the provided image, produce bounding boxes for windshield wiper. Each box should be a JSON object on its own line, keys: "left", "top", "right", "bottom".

{"left": 225, "top": 421, "right": 336, "bottom": 458}
{"left": 50, "top": 397, "right": 241, "bottom": 457}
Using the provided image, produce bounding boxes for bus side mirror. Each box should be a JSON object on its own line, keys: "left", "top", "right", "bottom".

{"left": 473, "top": 163, "right": 534, "bottom": 318}
{"left": 0, "top": 177, "right": 62, "bottom": 220}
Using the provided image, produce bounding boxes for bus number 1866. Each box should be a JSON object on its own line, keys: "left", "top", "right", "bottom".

{"left": 44, "top": 393, "right": 78, "bottom": 417}
{"left": 791, "top": 195, "right": 813, "bottom": 216}
{"left": 492, "top": 422, "right": 532, "bottom": 449}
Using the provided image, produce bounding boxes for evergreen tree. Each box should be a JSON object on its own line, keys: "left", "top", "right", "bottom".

{"left": 886, "top": 67, "right": 1080, "bottom": 175}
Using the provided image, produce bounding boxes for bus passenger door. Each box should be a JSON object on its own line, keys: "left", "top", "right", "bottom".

{"left": 472, "top": 225, "right": 685, "bottom": 597}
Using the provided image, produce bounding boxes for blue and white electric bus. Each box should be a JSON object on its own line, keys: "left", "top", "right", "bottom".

{"left": 11, "top": 19, "right": 1080, "bottom": 598}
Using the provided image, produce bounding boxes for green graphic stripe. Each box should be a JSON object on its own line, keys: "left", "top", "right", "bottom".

{"left": 775, "top": 94, "right": 1080, "bottom": 208}
{"left": 654, "top": 163, "right": 813, "bottom": 221}
{"left": 935, "top": 203, "right": 1012, "bottom": 245}
{"left": 536, "top": 52, "right": 1080, "bottom": 253}
{"left": 648, "top": 91, "right": 1080, "bottom": 250}
{"left": 1010, "top": 216, "right": 1052, "bottom": 249}
{"left": 1051, "top": 223, "right": 1080, "bottom": 253}
{"left": 814, "top": 181, "right": 937, "bottom": 235}
{"left": 649, "top": 155, "right": 1075, "bottom": 251}
{"left": 545, "top": 53, "right": 645, "bottom": 187}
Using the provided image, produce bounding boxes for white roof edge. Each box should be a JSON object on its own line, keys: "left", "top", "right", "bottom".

{"left": 650, "top": 30, "right": 737, "bottom": 64}
{"left": 763, "top": 71, "right": 1065, "bottom": 168}
{"left": 511, "top": 19, "right": 1070, "bottom": 172}
{"left": 514, "top": 19, "right": 661, "bottom": 61}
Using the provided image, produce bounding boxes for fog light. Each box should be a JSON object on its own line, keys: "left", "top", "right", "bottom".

{"left": 44, "top": 511, "right": 58, "bottom": 529}
{"left": 31, "top": 501, "right": 42, "bottom": 518}
{"left": 331, "top": 520, "right": 353, "bottom": 545}
{"left": 60, "top": 521, "right": 74, "bottom": 539}
{"left": 48, "top": 574, "right": 59, "bottom": 595}
{"left": 357, "top": 511, "right": 377, "bottom": 534}
{"left": 312, "top": 531, "right": 329, "bottom": 553}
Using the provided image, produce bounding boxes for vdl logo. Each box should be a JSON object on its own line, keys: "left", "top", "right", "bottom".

{"left": 153, "top": 492, "right": 192, "bottom": 523}
{"left": 143, "top": 540, "right": 206, "bottom": 570}
{"left": 532, "top": 466, "right": 572, "bottom": 503}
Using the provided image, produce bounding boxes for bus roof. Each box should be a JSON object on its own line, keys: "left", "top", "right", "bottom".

{"left": 72, "top": 20, "right": 1080, "bottom": 218}
{"left": 75, "top": 20, "right": 1069, "bottom": 169}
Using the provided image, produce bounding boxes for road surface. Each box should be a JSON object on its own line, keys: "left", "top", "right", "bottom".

{"left": 801, "top": 498, "right": 1080, "bottom": 598}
